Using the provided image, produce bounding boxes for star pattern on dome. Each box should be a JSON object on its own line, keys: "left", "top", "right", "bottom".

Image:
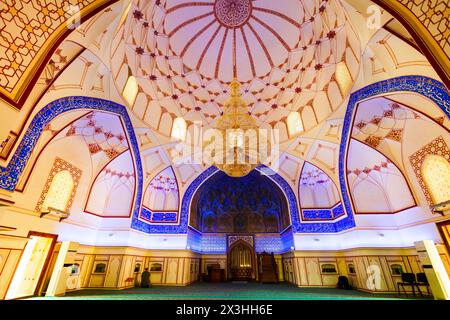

{"left": 112, "top": 0, "right": 361, "bottom": 144}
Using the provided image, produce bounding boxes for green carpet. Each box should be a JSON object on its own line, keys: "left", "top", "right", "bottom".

{"left": 28, "top": 282, "right": 431, "bottom": 300}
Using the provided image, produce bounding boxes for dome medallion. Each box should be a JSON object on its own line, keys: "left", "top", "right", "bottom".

{"left": 116, "top": 0, "right": 362, "bottom": 143}
{"left": 214, "top": 0, "right": 252, "bottom": 28}
{"left": 163, "top": 0, "right": 304, "bottom": 82}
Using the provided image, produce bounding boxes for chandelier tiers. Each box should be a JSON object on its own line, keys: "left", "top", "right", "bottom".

{"left": 211, "top": 79, "right": 271, "bottom": 178}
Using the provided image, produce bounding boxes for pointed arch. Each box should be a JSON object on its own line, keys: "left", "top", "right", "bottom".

{"left": 298, "top": 161, "right": 343, "bottom": 221}
{"left": 340, "top": 76, "right": 449, "bottom": 222}
{"left": 0, "top": 96, "right": 144, "bottom": 230}
{"left": 346, "top": 138, "right": 416, "bottom": 214}
{"left": 141, "top": 166, "right": 180, "bottom": 223}
{"left": 36, "top": 157, "right": 81, "bottom": 213}
{"left": 85, "top": 150, "right": 136, "bottom": 218}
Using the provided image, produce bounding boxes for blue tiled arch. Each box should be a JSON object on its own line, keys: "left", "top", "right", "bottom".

{"left": 181, "top": 165, "right": 302, "bottom": 235}
{"left": 339, "top": 75, "right": 450, "bottom": 229}
{"left": 0, "top": 96, "right": 144, "bottom": 224}
{"left": 132, "top": 165, "right": 302, "bottom": 234}
{"left": 2, "top": 78, "right": 448, "bottom": 236}
{"left": 131, "top": 166, "right": 220, "bottom": 234}
{"left": 155, "top": 163, "right": 346, "bottom": 235}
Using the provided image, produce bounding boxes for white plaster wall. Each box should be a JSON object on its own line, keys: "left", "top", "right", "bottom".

{"left": 293, "top": 220, "right": 443, "bottom": 251}
{"left": 0, "top": 207, "right": 188, "bottom": 250}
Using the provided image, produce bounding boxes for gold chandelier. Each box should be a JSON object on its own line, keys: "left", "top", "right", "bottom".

{"left": 208, "top": 78, "right": 270, "bottom": 177}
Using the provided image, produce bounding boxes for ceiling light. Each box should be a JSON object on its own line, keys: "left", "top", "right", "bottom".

{"left": 207, "top": 79, "right": 271, "bottom": 177}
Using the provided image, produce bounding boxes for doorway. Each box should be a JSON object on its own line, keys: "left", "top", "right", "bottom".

{"left": 437, "top": 220, "right": 450, "bottom": 254}
{"left": 5, "top": 232, "right": 56, "bottom": 299}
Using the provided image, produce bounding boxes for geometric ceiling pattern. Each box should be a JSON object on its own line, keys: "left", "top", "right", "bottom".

{"left": 165, "top": 0, "right": 340, "bottom": 82}
{"left": 0, "top": 0, "right": 115, "bottom": 106}
{"left": 373, "top": 0, "right": 450, "bottom": 86}
{"left": 350, "top": 95, "right": 449, "bottom": 174}
{"left": 111, "top": 0, "right": 361, "bottom": 142}
{"left": 352, "top": 100, "right": 424, "bottom": 149}
{"left": 1, "top": 0, "right": 447, "bottom": 112}
{"left": 63, "top": 111, "right": 129, "bottom": 160}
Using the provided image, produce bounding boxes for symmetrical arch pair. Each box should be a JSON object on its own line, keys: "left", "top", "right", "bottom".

{"left": 0, "top": 76, "right": 448, "bottom": 234}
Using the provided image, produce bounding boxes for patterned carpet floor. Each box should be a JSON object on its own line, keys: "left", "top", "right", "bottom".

{"left": 28, "top": 282, "right": 431, "bottom": 300}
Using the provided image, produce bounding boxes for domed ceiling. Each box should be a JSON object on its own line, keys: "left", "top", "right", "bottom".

{"left": 112, "top": 0, "right": 361, "bottom": 142}
{"left": 166, "top": 0, "right": 313, "bottom": 82}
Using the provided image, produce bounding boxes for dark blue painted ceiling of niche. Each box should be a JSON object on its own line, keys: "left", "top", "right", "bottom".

{"left": 190, "top": 170, "right": 290, "bottom": 233}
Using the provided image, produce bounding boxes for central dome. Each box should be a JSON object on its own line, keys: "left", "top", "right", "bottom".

{"left": 112, "top": 0, "right": 362, "bottom": 141}
{"left": 164, "top": 0, "right": 304, "bottom": 82}
{"left": 214, "top": 0, "right": 252, "bottom": 28}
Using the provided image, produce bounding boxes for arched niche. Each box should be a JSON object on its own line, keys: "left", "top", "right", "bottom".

{"left": 141, "top": 166, "right": 180, "bottom": 223}
{"left": 298, "top": 162, "right": 343, "bottom": 221}
{"left": 299, "top": 162, "right": 340, "bottom": 208}
{"left": 421, "top": 154, "right": 450, "bottom": 205}
{"left": 85, "top": 150, "right": 136, "bottom": 217}
{"left": 0, "top": 97, "right": 144, "bottom": 229}
{"left": 189, "top": 170, "right": 290, "bottom": 233}
{"left": 347, "top": 139, "right": 415, "bottom": 214}
{"left": 340, "top": 76, "right": 449, "bottom": 223}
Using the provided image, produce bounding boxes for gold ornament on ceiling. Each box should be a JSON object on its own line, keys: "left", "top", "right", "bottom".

{"left": 206, "top": 78, "right": 271, "bottom": 177}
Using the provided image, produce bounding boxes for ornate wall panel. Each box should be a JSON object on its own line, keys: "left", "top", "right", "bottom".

{"left": 35, "top": 156, "right": 82, "bottom": 212}
{"left": 373, "top": 0, "right": 450, "bottom": 87}
{"left": 254, "top": 236, "right": 283, "bottom": 254}
{"left": 0, "top": 0, "right": 118, "bottom": 107}
{"left": 302, "top": 203, "right": 345, "bottom": 221}
{"left": 200, "top": 235, "right": 227, "bottom": 254}
{"left": 421, "top": 154, "right": 450, "bottom": 205}
{"left": 409, "top": 136, "right": 450, "bottom": 205}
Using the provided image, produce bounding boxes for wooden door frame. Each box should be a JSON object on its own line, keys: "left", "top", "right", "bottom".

{"left": 27, "top": 231, "right": 58, "bottom": 297}
{"left": 437, "top": 220, "right": 450, "bottom": 255}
